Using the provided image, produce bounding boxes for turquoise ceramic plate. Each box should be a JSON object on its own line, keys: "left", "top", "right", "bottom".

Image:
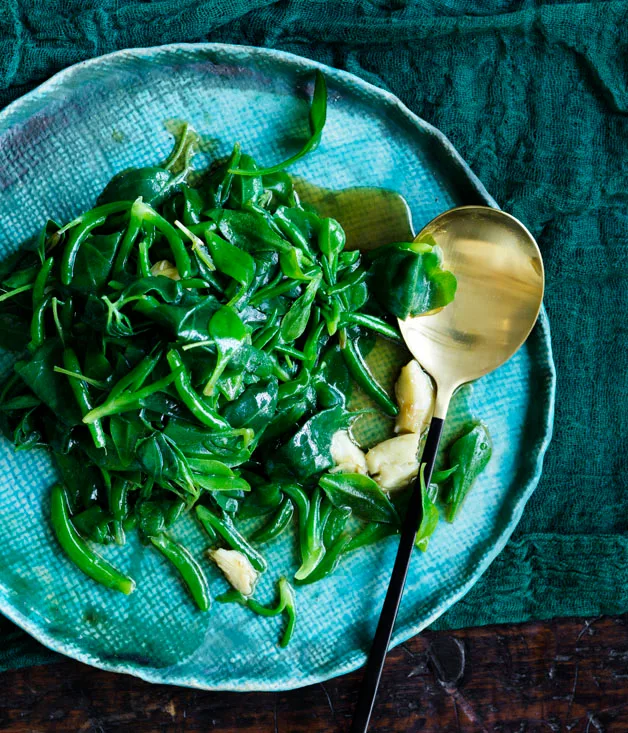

{"left": 0, "top": 44, "right": 555, "bottom": 691}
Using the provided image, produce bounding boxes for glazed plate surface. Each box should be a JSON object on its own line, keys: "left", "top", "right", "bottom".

{"left": 0, "top": 44, "right": 555, "bottom": 690}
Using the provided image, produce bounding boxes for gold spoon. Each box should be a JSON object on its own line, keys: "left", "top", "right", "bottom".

{"left": 351, "top": 205, "right": 545, "bottom": 732}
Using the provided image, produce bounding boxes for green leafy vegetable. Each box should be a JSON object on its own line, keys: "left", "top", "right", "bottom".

{"left": 344, "top": 522, "right": 399, "bottom": 554}
{"left": 446, "top": 423, "right": 492, "bottom": 521}
{"left": 0, "top": 70, "right": 483, "bottom": 649}
{"left": 319, "top": 473, "right": 400, "bottom": 525}
{"left": 271, "top": 406, "right": 353, "bottom": 478}
{"left": 369, "top": 241, "right": 457, "bottom": 319}
{"left": 280, "top": 274, "right": 322, "bottom": 342}
{"left": 98, "top": 167, "right": 177, "bottom": 208}
{"left": 222, "top": 379, "right": 278, "bottom": 436}
{"left": 203, "top": 306, "right": 248, "bottom": 395}
{"left": 229, "top": 71, "right": 327, "bottom": 177}
{"left": 415, "top": 464, "right": 440, "bottom": 551}
{"left": 431, "top": 465, "right": 459, "bottom": 483}
{"left": 205, "top": 232, "right": 256, "bottom": 302}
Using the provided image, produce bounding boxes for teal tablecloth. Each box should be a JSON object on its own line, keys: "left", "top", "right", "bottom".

{"left": 1, "top": 0, "right": 627, "bottom": 671}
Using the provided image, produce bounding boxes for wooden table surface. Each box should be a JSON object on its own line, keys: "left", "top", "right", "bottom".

{"left": 1, "top": 615, "right": 627, "bottom": 732}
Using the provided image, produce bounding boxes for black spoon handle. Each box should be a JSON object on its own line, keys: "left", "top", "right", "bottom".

{"left": 350, "top": 416, "right": 445, "bottom": 733}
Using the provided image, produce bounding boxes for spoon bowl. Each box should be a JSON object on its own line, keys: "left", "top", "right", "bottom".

{"left": 399, "top": 206, "right": 545, "bottom": 416}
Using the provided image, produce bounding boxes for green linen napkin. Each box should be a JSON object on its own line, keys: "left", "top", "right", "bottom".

{"left": 1, "top": 0, "right": 626, "bottom": 671}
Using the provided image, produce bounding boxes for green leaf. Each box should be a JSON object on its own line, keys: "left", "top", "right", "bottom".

{"left": 205, "top": 232, "right": 256, "bottom": 289}
{"left": 226, "top": 153, "right": 264, "bottom": 208}
{"left": 229, "top": 71, "right": 327, "bottom": 177}
{"left": 15, "top": 340, "right": 82, "bottom": 426}
{"left": 415, "top": 464, "right": 440, "bottom": 551}
{"left": 343, "top": 279, "right": 369, "bottom": 312}
{"left": 54, "top": 450, "right": 104, "bottom": 511}
{"left": 261, "top": 171, "right": 297, "bottom": 209}
{"left": 97, "top": 167, "right": 177, "bottom": 207}
{"left": 137, "top": 500, "right": 168, "bottom": 540}
{"left": 79, "top": 436, "right": 142, "bottom": 472}
{"left": 313, "top": 345, "right": 351, "bottom": 409}
{"left": 9, "top": 409, "right": 44, "bottom": 451}
{"left": 344, "top": 522, "right": 399, "bottom": 553}
{"left": 0, "top": 251, "right": 37, "bottom": 287}
{"left": 228, "top": 344, "right": 275, "bottom": 379}
{"left": 163, "top": 420, "right": 253, "bottom": 467}
{"left": 72, "top": 505, "right": 114, "bottom": 544}
{"left": 280, "top": 274, "right": 321, "bottom": 342}
{"left": 2, "top": 263, "right": 39, "bottom": 290}
{"left": 273, "top": 206, "right": 320, "bottom": 256}
{"left": 212, "top": 490, "right": 243, "bottom": 513}
{"left": 137, "top": 432, "right": 196, "bottom": 496}
{"left": 217, "top": 371, "right": 245, "bottom": 401}
{"left": 192, "top": 474, "right": 250, "bottom": 492}
{"left": 186, "top": 457, "right": 234, "bottom": 475}
{"left": 203, "top": 306, "right": 248, "bottom": 395}
{"left": 431, "top": 464, "right": 459, "bottom": 483}
{"left": 134, "top": 293, "right": 221, "bottom": 343}
{"left": 208, "top": 209, "right": 291, "bottom": 254}
{"left": 293, "top": 487, "right": 327, "bottom": 581}
{"left": 319, "top": 473, "right": 400, "bottom": 525}
{"left": 222, "top": 379, "right": 278, "bottom": 434}
{"left": 69, "top": 232, "right": 122, "bottom": 293}
{"left": 1, "top": 394, "right": 39, "bottom": 412}
{"left": 369, "top": 242, "right": 457, "bottom": 319}
{"left": 202, "top": 143, "right": 241, "bottom": 207}
{"left": 120, "top": 275, "right": 185, "bottom": 303}
{"left": 279, "top": 248, "right": 318, "bottom": 281}
{"left": 317, "top": 217, "right": 345, "bottom": 262}
{"left": 271, "top": 406, "right": 353, "bottom": 478}
{"left": 110, "top": 415, "right": 145, "bottom": 468}
{"left": 447, "top": 423, "right": 492, "bottom": 521}
{"left": 258, "top": 394, "right": 313, "bottom": 448}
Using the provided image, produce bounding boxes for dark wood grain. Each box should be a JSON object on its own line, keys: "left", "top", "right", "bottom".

{"left": 1, "top": 616, "right": 628, "bottom": 732}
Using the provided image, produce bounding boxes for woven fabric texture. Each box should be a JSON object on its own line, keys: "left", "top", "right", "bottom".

{"left": 0, "top": 0, "right": 626, "bottom": 672}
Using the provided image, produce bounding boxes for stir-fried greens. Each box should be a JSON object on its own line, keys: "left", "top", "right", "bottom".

{"left": 0, "top": 71, "right": 491, "bottom": 647}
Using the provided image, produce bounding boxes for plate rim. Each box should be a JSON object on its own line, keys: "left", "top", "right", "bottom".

{"left": 0, "top": 41, "right": 556, "bottom": 691}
